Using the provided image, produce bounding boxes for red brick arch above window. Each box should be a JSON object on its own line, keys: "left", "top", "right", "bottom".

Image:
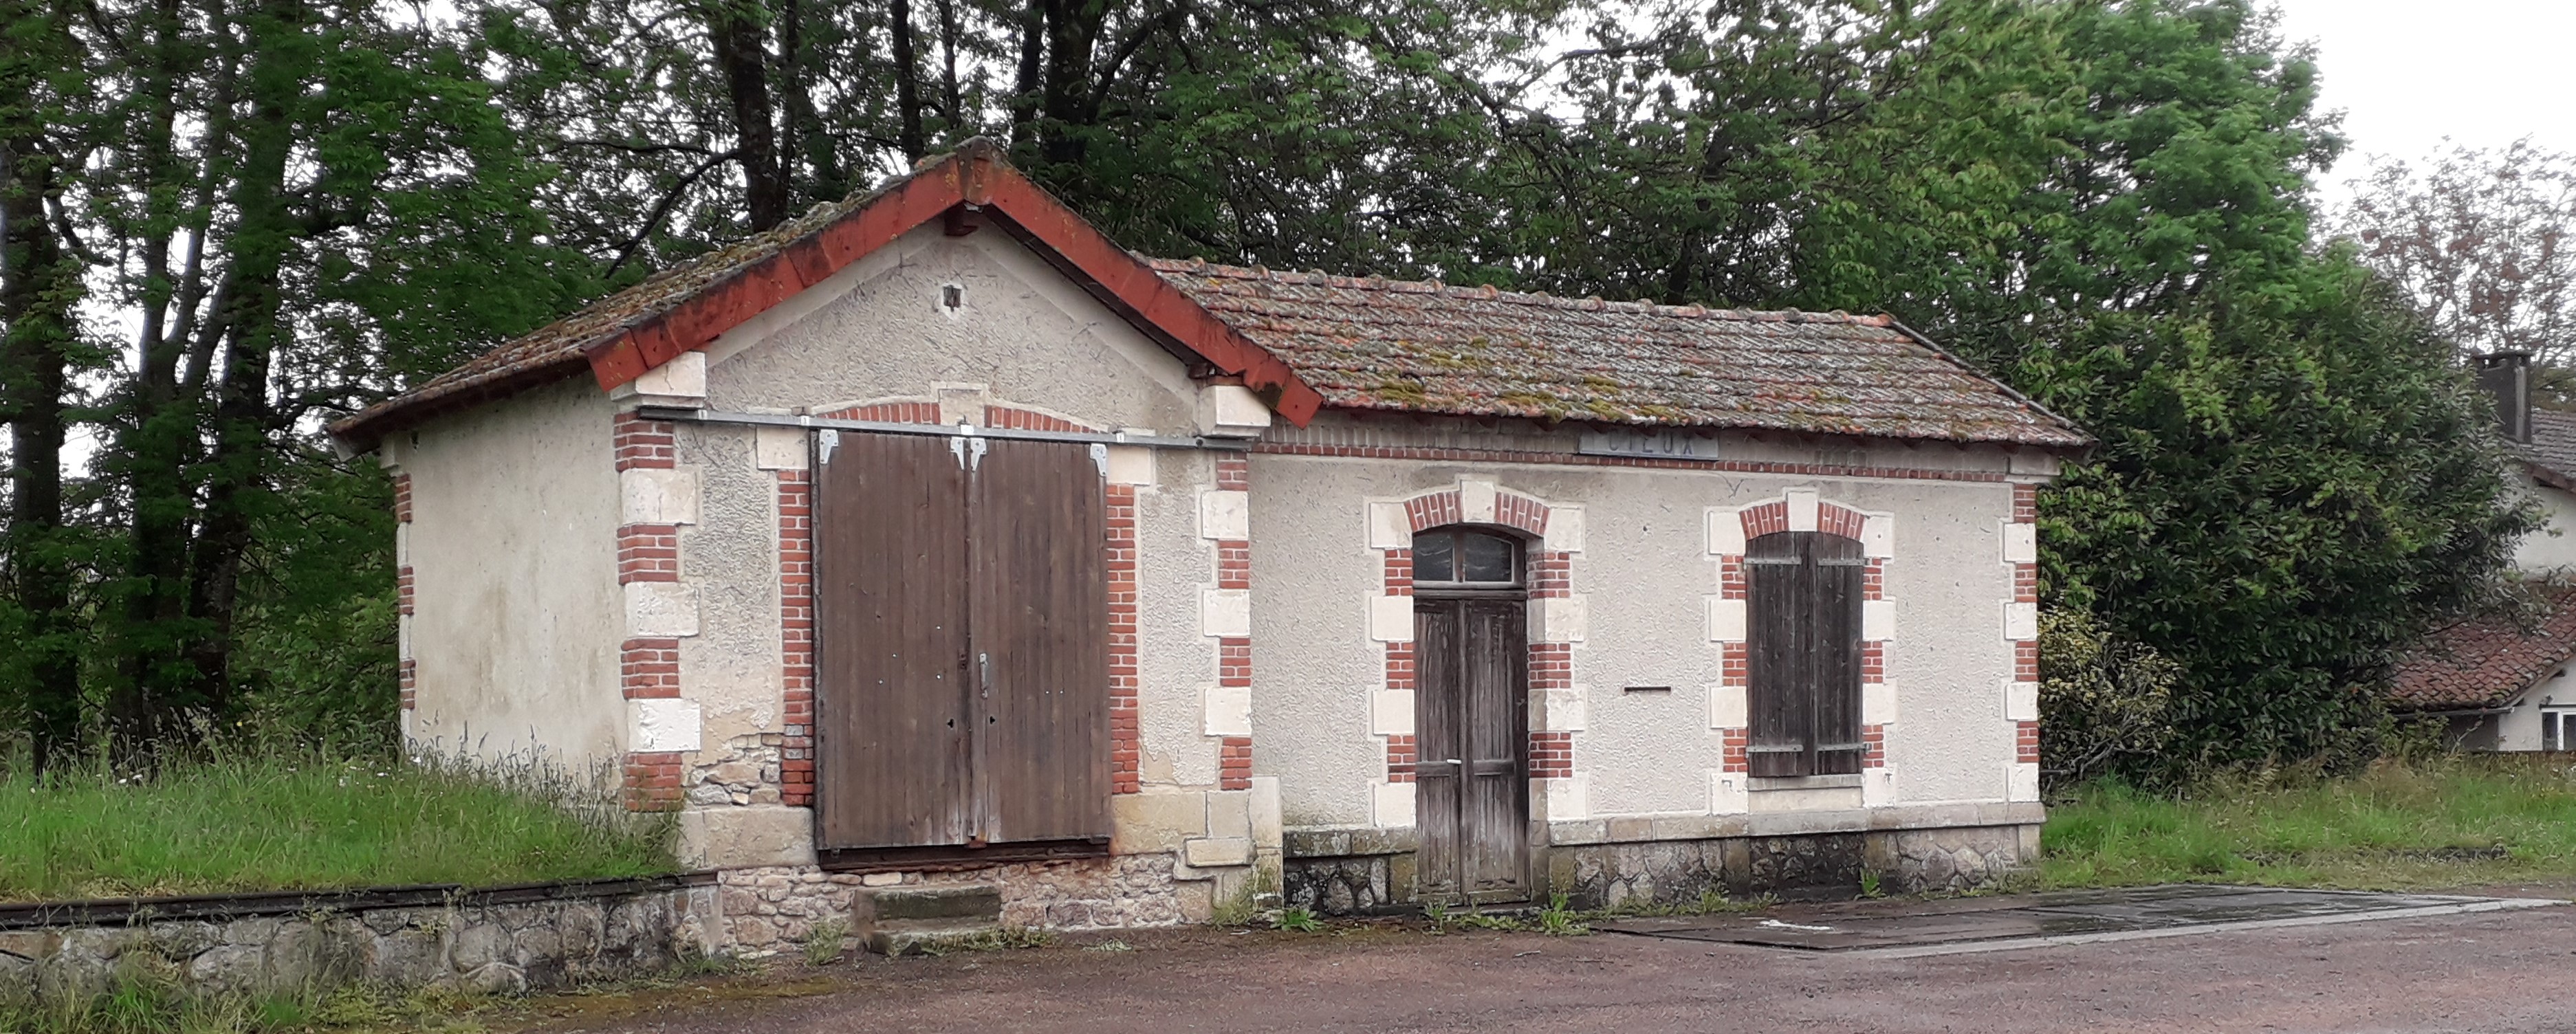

{"left": 1399, "top": 488, "right": 1551, "bottom": 538}
{"left": 1738, "top": 499, "right": 1868, "bottom": 542}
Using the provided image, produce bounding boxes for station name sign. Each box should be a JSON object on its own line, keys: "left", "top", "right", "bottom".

{"left": 1575, "top": 428, "right": 1718, "bottom": 460}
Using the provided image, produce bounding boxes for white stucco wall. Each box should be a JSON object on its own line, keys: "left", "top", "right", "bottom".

{"left": 2491, "top": 666, "right": 2576, "bottom": 751}
{"left": 2511, "top": 471, "right": 2576, "bottom": 573}
{"left": 395, "top": 377, "right": 626, "bottom": 773}
{"left": 1249, "top": 412, "right": 2033, "bottom": 830}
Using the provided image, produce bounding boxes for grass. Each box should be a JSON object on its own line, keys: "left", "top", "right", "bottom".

{"left": 0, "top": 747, "right": 676, "bottom": 902}
{"left": 2037, "top": 754, "right": 2576, "bottom": 890}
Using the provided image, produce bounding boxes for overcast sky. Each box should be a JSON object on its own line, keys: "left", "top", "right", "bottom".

{"left": 2271, "top": 0, "right": 2576, "bottom": 199}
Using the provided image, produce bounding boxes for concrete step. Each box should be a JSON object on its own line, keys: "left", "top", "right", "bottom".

{"left": 864, "top": 918, "right": 1003, "bottom": 956}
{"left": 861, "top": 883, "right": 1003, "bottom": 924}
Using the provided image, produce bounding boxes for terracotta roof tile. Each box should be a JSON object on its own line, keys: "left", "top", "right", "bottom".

{"left": 2389, "top": 584, "right": 2576, "bottom": 711}
{"left": 1150, "top": 261, "right": 2088, "bottom": 448}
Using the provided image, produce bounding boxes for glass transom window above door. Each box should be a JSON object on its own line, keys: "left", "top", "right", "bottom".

{"left": 1413, "top": 529, "right": 1522, "bottom": 587}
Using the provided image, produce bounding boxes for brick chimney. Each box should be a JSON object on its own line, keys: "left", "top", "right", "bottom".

{"left": 2478, "top": 351, "right": 2534, "bottom": 444}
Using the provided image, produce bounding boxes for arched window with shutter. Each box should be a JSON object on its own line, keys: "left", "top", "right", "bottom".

{"left": 1745, "top": 529, "right": 1866, "bottom": 777}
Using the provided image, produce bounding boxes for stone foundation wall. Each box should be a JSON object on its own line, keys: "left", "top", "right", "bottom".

{"left": 714, "top": 852, "right": 1188, "bottom": 948}
{"left": 0, "top": 887, "right": 710, "bottom": 1005}
{"left": 1289, "top": 823, "right": 2039, "bottom": 914}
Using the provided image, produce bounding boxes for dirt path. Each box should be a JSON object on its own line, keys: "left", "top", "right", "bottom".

{"left": 515, "top": 896, "right": 2576, "bottom": 1034}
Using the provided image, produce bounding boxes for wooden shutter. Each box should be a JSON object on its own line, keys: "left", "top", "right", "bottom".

{"left": 1810, "top": 534, "right": 1867, "bottom": 775}
{"left": 970, "top": 439, "right": 1111, "bottom": 843}
{"left": 813, "top": 432, "right": 974, "bottom": 850}
{"left": 1745, "top": 531, "right": 1866, "bottom": 778}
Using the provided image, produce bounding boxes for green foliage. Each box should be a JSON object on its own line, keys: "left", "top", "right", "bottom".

{"left": 2038, "top": 756, "right": 2576, "bottom": 889}
{"left": 798, "top": 920, "right": 849, "bottom": 966}
{"left": 1270, "top": 907, "right": 1323, "bottom": 933}
{"left": 1535, "top": 892, "right": 1587, "bottom": 936}
{"left": 0, "top": 744, "right": 675, "bottom": 901}
{"left": 2038, "top": 608, "right": 2182, "bottom": 789}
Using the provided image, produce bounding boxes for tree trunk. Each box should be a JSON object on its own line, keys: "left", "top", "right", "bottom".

{"left": 709, "top": 1, "right": 789, "bottom": 230}
{"left": 1009, "top": 0, "right": 1043, "bottom": 147}
{"left": 1037, "top": 0, "right": 1109, "bottom": 169}
{"left": 0, "top": 142, "right": 85, "bottom": 772}
{"left": 891, "top": 0, "right": 926, "bottom": 161}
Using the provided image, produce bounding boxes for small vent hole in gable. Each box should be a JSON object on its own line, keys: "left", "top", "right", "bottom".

{"left": 941, "top": 283, "right": 965, "bottom": 314}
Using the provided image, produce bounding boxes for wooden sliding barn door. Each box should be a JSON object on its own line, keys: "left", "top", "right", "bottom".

{"left": 811, "top": 432, "right": 1110, "bottom": 852}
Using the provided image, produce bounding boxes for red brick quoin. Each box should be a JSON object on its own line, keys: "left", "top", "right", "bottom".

{"left": 1212, "top": 455, "right": 1254, "bottom": 791}
{"left": 614, "top": 413, "right": 683, "bottom": 810}
{"left": 776, "top": 470, "right": 815, "bottom": 805}
{"left": 395, "top": 473, "right": 415, "bottom": 712}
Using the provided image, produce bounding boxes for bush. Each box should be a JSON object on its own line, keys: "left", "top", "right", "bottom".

{"left": 2038, "top": 608, "right": 2181, "bottom": 791}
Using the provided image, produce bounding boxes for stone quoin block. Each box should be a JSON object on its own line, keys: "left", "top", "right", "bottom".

{"left": 1785, "top": 487, "right": 1821, "bottom": 532}
{"left": 1199, "top": 490, "right": 1249, "bottom": 540}
{"left": 617, "top": 351, "right": 706, "bottom": 400}
{"left": 2004, "top": 601, "right": 2040, "bottom": 642}
{"left": 620, "top": 466, "right": 700, "bottom": 526}
{"left": 1368, "top": 594, "right": 1415, "bottom": 643}
{"left": 1371, "top": 781, "right": 1416, "bottom": 828}
{"left": 1862, "top": 600, "right": 1896, "bottom": 641}
{"left": 2008, "top": 762, "right": 2041, "bottom": 803}
{"left": 1370, "top": 689, "right": 1414, "bottom": 736}
{"left": 1366, "top": 500, "right": 1411, "bottom": 549}
{"left": 1708, "top": 683, "right": 1748, "bottom": 729}
{"left": 1864, "top": 683, "right": 1899, "bottom": 725}
{"left": 1707, "top": 597, "right": 1747, "bottom": 642}
{"left": 2005, "top": 679, "right": 2040, "bottom": 723}
{"left": 1542, "top": 773, "right": 1590, "bottom": 821}
{"left": 629, "top": 696, "right": 703, "bottom": 754}
{"left": 1862, "top": 513, "right": 1896, "bottom": 558}
{"left": 2002, "top": 520, "right": 2038, "bottom": 564}
{"left": 1710, "top": 771, "right": 1749, "bottom": 815}
{"left": 1542, "top": 505, "right": 1586, "bottom": 553}
{"left": 1538, "top": 687, "right": 1589, "bottom": 733}
{"left": 1104, "top": 445, "right": 1155, "bottom": 485}
{"left": 624, "top": 581, "right": 702, "bottom": 638}
{"left": 1204, "top": 685, "right": 1252, "bottom": 737}
{"left": 1707, "top": 507, "right": 1746, "bottom": 556}
{"left": 1200, "top": 588, "right": 1252, "bottom": 638}
{"left": 754, "top": 426, "right": 809, "bottom": 470}
{"left": 1536, "top": 596, "right": 1589, "bottom": 643}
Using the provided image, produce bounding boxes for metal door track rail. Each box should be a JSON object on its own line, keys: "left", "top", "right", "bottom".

{"left": 633, "top": 405, "right": 1254, "bottom": 451}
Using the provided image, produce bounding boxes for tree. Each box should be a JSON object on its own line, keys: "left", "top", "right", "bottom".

{"left": 2331, "top": 140, "right": 2576, "bottom": 404}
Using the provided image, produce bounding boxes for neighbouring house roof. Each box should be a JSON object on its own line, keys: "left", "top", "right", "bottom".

{"left": 1154, "top": 261, "right": 2088, "bottom": 449}
{"left": 2518, "top": 410, "right": 2576, "bottom": 491}
{"left": 2389, "top": 584, "right": 2576, "bottom": 712}
{"left": 329, "top": 142, "right": 2088, "bottom": 453}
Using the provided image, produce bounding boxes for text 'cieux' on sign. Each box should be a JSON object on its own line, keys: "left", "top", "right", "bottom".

{"left": 1576, "top": 428, "right": 1718, "bottom": 460}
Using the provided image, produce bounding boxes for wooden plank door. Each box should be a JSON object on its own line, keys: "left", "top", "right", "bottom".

{"left": 969, "top": 439, "right": 1112, "bottom": 844}
{"left": 1415, "top": 597, "right": 1531, "bottom": 903}
{"left": 812, "top": 432, "right": 974, "bottom": 850}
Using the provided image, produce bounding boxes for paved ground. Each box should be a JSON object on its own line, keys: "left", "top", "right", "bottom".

{"left": 523, "top": 888, "right": 2576, "bottom": 1034}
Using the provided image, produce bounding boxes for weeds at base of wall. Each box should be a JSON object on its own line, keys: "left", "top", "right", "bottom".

{"left": 0, "top": 971, "right": 501, "bottom": 1034}
{"left": 797, "top": 921, "right": 849, "bottom": 967}
{"left": 911, "top": 927, "right": 1054, "bottom": 956}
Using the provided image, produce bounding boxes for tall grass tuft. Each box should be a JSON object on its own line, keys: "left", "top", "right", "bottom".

{"left": 0, "top": 739, "right": 676, "bottom": 903}
{"left": 2040, "top": 754, "right": 2576, "bottom": 890}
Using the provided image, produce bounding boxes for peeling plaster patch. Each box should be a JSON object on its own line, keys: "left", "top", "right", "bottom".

{"left": 1368, "top": 595, "right": 1415, "bottom": 643}
{"left": 1708, "top": 683, "right": 1747, "bottom": 729}
{"left": 2008, "top": 762, "right": 2041, "bottom": 802}
{"left": 626, "top": 581, "right": 701, "bottom": 637}
{"left": 1105, "top": 445, "right": 1155, "bottom": 486}
{"left": 2002, "top": 521, "right": 2038, "bottom": 564}
{"left": 754, "top": 426, "right": 809, "bottom": 470}
{"left": 1201, "top": 588, "right": 1252, "bottom": 638}
{"left": 1199, "top": 490, "right": 1249, "bottom": 540}
{"left": 2005, "top": 601, "right": 2040, "bottom": 641}
{"left": 1366, "top": 502, "right": 1410, "bottom": 549}
{"left": 1370, "top": 690, "right": 1414, "bottom": 736}
{"left": 1371, "top": 782, "right": 1416, "bottom": 828}
{"left": 1543, "top": 505, "right": 1585, "bottom": 552}
{"left": 1707, "top": 597, "right": 1747, "bottom": 643}
{"left": 1863, "top": 600, "right": 1896, "bottom": 641}
{"left": 1707, "top": 506, "right": 1747, "bottom": 556}
{"left": 630, "top": 696, "right": 704, "bottom": 753}
{"left": 1205, "top": 685, "right": 1252, "bottom": 737}
{"left": 2005, "top": 680, "right": 2040, "bottom": 722}
{"left": 1459, "top": 478, "right": 1498, "bottom": 524}
{"left": 620, "top": 467, "right": 701, "bottom": 525}
{"left": 1786, "top": 487, "right": 1820, "bottom": 532}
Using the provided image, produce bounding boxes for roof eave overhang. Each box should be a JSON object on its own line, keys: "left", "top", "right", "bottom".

{"left": 329, "top": 140, "right": 1324, "bottom": 451}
